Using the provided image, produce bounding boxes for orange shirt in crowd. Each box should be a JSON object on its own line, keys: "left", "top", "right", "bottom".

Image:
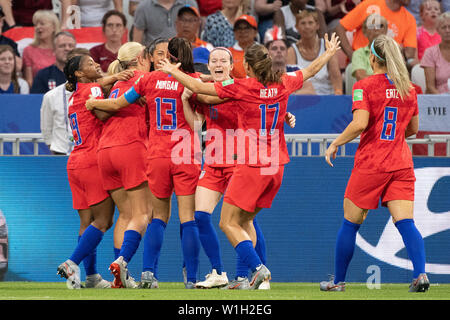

{"left": 340, "top": 0, "right": 417, "bottom": 51}
{"left": 228, "top": 44, "right": 246, "bottom": 79}
{"left": 192, "top": 37, "right": 214, "bottom": 51}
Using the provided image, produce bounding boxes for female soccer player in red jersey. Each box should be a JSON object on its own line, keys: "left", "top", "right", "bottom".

{"left": 95, "top": 42, "right": 153, "bottom": 288}
{"left": 156, "top": 33, "right": 341, "bottom": 289}
{"left": 86, "top": 37, "right": 202, "bottom": 289}
{"left": 181, "top": 47, "right": 296, "bottom": 289}
{"left": 321, "top": 35, "right": 428, "bottom": 293}
{"left": 57, "top": 54, "right": 117, "bottom": 289}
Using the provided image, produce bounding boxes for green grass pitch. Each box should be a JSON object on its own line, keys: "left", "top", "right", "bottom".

{"left": 0, "top": 282, "right": 449, "bottom": 300}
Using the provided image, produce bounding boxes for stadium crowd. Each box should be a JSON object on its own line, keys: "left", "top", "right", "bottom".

{"left": 0, "top": 0, "right": 448, "bottom": 96}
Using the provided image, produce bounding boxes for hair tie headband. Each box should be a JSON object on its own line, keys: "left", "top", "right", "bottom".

{"left": 370, "top": 41, "right": 385, "bottom": 62}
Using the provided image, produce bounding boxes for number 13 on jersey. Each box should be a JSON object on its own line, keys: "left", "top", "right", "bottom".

{"left": 155, "top": 97, "right": 177, "bottom": 130}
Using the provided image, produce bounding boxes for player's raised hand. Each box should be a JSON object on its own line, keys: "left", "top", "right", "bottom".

{"left": 158, "top": 58, "right": 181, "bottom": 74}
{"left": 325, "top": 143, "right": 338, "bottom": 167}
{"left": 137, "top": 96, "right": 147, "bottom": 108}
{"left": 182, "top": 87, "right": 193, "bottom": 101}
{"left": 324, "top": 32, "right": 341, "bottom": 56}
{"left": 115, "top": 69, "right": 134, "bottom": 81}
{"left": 285, "top": 112, "right": 296, "bottom": 128}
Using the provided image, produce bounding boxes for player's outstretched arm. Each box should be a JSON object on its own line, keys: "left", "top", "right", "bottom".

{"left": 86, "top": 94, "right": 130, "bottom": 112}
{"left": 181, "top": 87, "right": 205, "bottom": 131}
{"left": 97, "top": 70, "right": 134, "bottom": 88}
{"left": 325, "top": 109, "right": 369, "bottom": 167}
{"left": 158, "top": 58, "right": 218, "bottom": 96}
{"left": 301, "top": 33, "right": 341, "bottom": 82}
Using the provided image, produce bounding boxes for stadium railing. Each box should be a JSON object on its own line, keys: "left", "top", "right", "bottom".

{"left": 284, "top": 134, "right": 450, "bottom": 157}
{"left": 1, "top": 133, "right": 449, "bottom": 157}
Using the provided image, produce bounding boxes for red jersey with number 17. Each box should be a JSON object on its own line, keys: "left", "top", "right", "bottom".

{"left": 133, "top": 70, "right": 201, "bottom": 161}
{"left": 351, "top": 73, "right": 419, "bottom": 173}
{"left": 67, "top": 82, "right": 104, "bottom": 169}
{"left": 214, "top": 70, "right": 304, "bottom": 167}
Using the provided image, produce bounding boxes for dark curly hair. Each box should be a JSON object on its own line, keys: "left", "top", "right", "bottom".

{"left": 64, "top": 55, "right": 86, "bottom": 92}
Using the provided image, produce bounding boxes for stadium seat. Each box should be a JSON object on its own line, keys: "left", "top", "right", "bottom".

{"left": 345, "top": 63, "right": 357, "bottom": 95}
{"left": 411, "top": 64, "right": 426, "bottom": 94}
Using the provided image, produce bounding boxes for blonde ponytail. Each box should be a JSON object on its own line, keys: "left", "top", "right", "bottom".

{"left": 372, "top": 35, "right": 412, "bottom": 99}
{"left": 107, "top": 42, "right": 145, "bottom": 75}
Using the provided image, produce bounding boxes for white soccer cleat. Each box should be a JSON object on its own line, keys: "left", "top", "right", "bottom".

{"left": 195, "top": 269, "right": 229, "bottom": 289}
{"left": 249, "top": 264, "right": 271, "bottom": 290}
{"left": 85, "top": 273, "right": 111, "bottom": 289}
{"left": 57, "top": 259, "right": 82, "bottom": 289}
{"left": 109, "top": 256, "right": 138, "bottom": 289}
{"left": 258, "top": 278, "right": 271, "bottom": 290}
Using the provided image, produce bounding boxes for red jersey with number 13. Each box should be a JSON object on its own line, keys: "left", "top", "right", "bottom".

{"left": 351, "top": 73, "right": 418, "bottom": 173}
{"left": 133, "top": 70, "right": 201, "bottom": 161}
{"left": 67, "top": 82, "right": 104, "bottom": 169}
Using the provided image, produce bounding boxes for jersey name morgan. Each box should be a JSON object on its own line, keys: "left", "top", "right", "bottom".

{"left": 155, "top": 80, "right": 179, "bottom": 90}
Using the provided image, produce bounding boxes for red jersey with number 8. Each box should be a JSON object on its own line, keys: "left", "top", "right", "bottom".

{"left": 351, "top": 73, "right": 418, "bottom": 173}
{"left": 67, "top": 82, "right": 104, "bottom": 169}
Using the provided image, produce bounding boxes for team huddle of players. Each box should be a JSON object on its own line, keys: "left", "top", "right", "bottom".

{"left": 56, "top": 33, "right": 429, "bottom": 293}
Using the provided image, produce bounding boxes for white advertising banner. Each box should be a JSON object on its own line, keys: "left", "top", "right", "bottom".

{"left": 418, "top": 95, "right": 450, "bottom": 132}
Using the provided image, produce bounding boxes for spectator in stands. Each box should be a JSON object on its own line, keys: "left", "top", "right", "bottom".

{"left": 273, "top": 0, "right": 327, "bottom": 47}
{"left": 351, "top": 14, "right": 388, "bottom": 81}
{"left": 0, "top": 7, "right": 18, "bottom": 54}
{"left": 417, "top": 0, "right": 442, "bottom": 61}
{"left": 421, "top": 11, "right": 450, "bottom": 94}
{"left": 40, "top": 47, "right": 89, "bottom": 156}
{"left": 318, "top": 0, "right": 361, "bottom": 31}
{"left": 193, "top": 46, "right": 211, "bottom": 74}
{"left": 228, "top": 14, "right": 259, "bottom": 79}
{"left": 0, "top": 7, "right": 21, "bottom": 71}
{"left": 31, "top": 31, "right": 76, "bottom": 93}
{"left": 0, "top": 44, "right": 28, "bottom": 93}
{"left": 90, "top": 10, "right": 127, "bottom": 74}
{"left": 264, "top": 25, "right": 316, "bottom": 94}
{"left": 22, "top": 10, "right": 60, "bottom": 87}
{"left": 175, "top": 5, "right": 214, "bottom": 51}
{"left": 202, "top": 0, "right": 249, "bottom": 48}
{"left": 133, "top": 0, "right": 198, "bottom": 46}
{"left": 126, "top": 0, "right": 140, "bottom": 41}
{"left": 406, "top": 0, "right": 449, "bottom": 25}
{"left": 0, "top": 0, "right": 15, "bottom": 30}
{"left": 60, "top": 0, "right": 123, "bottom": 29}
{"left": 335, "top": 0, "right": 417, "bottom": 69}
{"left": 197, "top": 0, "right": 223, "bottom": 17}
{"left": 5, "top": 0, "right": 53, "bottom": 27}
{"left": 286, "top": 9, "right": 342, "bottom": 94}
{"left": 254, "top": 0, "right": 286, "bottom": 42}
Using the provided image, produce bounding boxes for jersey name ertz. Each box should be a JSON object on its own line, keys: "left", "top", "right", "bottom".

{"left": 386, "top": 89, "right": 399, "bottom": 99}
{"left": 260, "top": 88, "right": 278, "bottom": 98}
{"left": 156, "top": 80, "right": 179, "bottom": 90}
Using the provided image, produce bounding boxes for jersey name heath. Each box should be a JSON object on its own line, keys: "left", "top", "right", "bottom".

{"left": 260, "top": 88, "right": 278, "bottom": 98}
